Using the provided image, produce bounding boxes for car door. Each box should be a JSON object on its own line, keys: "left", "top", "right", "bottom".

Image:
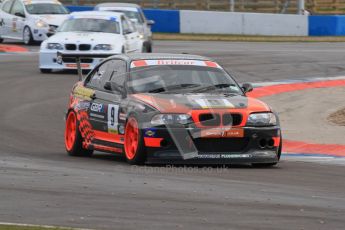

{"left": 121, "top": 16, "right": 139, "bottom": 53}
{"left": 0, "top": 0, "right": 14, "bottom": 38}
{"left": 9, "top": 0, "right": 25, "bottom": 39}
{"left": 85, "top": 59, "right": 126, "bottom": 148}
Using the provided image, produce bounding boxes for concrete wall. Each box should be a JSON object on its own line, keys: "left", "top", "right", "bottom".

{"left": 180, "top": 10, "right": 308, "bottom": 36}
{"left": 309, "top": 16, "right": 345, "bottom": 36}
{"left": 66, "top": 6, "right": 345, "bottom": 36}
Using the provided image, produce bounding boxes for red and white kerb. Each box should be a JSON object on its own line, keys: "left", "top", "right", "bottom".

{"left": 130, "top": 59, "right": 222, "bottom": 69}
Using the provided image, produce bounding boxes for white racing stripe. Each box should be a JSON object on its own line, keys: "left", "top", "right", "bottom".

{"left": 0, "top": 222, "right": 94, "bottom": 230}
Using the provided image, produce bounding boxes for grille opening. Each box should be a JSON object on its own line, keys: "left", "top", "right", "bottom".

{"left": 194, "top": 138, "right": 249, "bottom": 152}
{"left": 79, "top": 44, "right": 91, "bottom": 51}
{"left": 199, "top": 113, "right": 221, "bottom": 126}
{"left": 62, "top": 57, "right": 93, "bottom": 63}
{"left": 65, "top": 44, "right": 77, "bottom": 50}
{"left": 223, "top": 113, "right": 242, "bottom": 126}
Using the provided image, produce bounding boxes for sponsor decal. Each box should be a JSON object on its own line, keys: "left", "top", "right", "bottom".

{"left": 200, "top": 128, "right": 244, "bottom": 138}
{"left": 194, "top": 98, "right": 235, "bottom": 109}
{"left": 73, "top": 85, "right": 95, "bottom": 100}
{"left": 119, "top": 112, "right": 126, "bottom": 121}
{"left": 144, "top": 128, "right": 157, "bottom": 137}
{"left": 197, "top": 154, "right": 252, "bottom": 159}
{"left": 65, "top": 63, "right": 90, "bottom": 68}
{"left": 90, "top": 113, "right": 105, "bottom": 119}
{"left": 91, "top": 103, "right": 105, "bottom": 113}
{"left": 130, "top": 59, "right": 222, "bottom": 69}
{"left": 75, "top": 101, "right": 90, "bottom": 111}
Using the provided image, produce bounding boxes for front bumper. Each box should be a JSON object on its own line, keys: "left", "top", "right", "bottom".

{"left": 144, "top": 126, "right": 281, "bottom": 165}
{"left": 39, "top": 51, "right": 117, "bottom": 70}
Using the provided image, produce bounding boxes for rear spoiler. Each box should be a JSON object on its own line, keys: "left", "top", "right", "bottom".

{"left": 57, "top": 52, "right": 113, "bottom": 81}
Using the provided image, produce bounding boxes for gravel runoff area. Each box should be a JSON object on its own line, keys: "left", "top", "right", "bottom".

{"left": 261, "top": 86, "right": 345, "bottom": 145}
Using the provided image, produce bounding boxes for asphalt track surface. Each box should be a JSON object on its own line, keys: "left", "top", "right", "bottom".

{"left": 0, "top": 41, "right": 345, "bottom": 229}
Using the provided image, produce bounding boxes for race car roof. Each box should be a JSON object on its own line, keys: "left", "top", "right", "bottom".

{"left": 122, "top": 53, "right": 213, "bottom": 62}
{"left": 70, "top": 11, "right": 124, "bottom": 20}
{"left": 95, "top": 3, "right": 140, "bottom": 9}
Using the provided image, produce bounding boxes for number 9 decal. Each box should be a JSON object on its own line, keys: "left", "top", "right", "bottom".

{"left": 108, "top": 104, "right": 119, "bottom": 134}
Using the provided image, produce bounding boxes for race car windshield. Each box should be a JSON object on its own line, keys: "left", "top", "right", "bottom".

{"left": 58, "top": 19, "right": 120, "bottom": 34}
{"left": 109, "top": 10, "right": 143, "bottom": 23}
{"left": 25, "top": 4, "right": 69, "bottom": 14}
{"left": 128, "top": 65, "right": 243, "bottom": 95}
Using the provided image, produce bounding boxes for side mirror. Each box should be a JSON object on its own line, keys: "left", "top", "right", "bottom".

{"left": 241, "top": 83, "right": 253, "bottom": 94}
{"left": 104, "top": 81, "right": 126, "bottom": 97}
{"left": 15, "top": 12, "right": 25, "bottom": 18}
{"left": 147, "top": 20, "right": 155, "bottom": 26}
{"left": 123, "top": 29, "right": 131, "bottom": 35}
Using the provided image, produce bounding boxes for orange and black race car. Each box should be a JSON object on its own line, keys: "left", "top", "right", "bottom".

{"left": 64, "top": 53, "right": 282, "bottom": 166}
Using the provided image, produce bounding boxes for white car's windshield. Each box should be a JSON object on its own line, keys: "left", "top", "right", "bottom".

{"left": 111, "top": 10, "right": 143, "bottom": 23}
{"left": 25, "top": 3, "right": 69, "bottom": 14}
{"left": 129, "top": 65, "right": 243, "bottom": 94}
{"left": 58, "top": 18, "right": 120, "bottom": 34}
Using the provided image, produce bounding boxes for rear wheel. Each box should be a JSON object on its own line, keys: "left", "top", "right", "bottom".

{"left": 40, "top": 68, "right": 52, "bottom": 73}
{"left": 124, "top": 115, "right": 146, "bottom": 164}
{"left": 65, "top": 111, "right": 93, "bottom": 157}
{"left": 23, "top": 26, "right": 33, "bottom": 45}
{"left": 0, "top": 37, "right": 3, "bottom": 43}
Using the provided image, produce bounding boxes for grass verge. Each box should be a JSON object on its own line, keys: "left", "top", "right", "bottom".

{"left": 153, "top": 33, "right": 345, "bottom": 42}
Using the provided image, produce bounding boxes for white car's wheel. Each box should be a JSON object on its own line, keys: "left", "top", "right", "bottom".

{"left": 23, "top": 27, "right": 34, "bottom": 45}
{"left": 0, "top": 37, "right": 3, "bottom": 43}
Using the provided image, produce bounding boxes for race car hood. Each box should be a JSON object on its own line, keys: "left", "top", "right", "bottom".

{"left": 131, "top": 93, "right": 271, "bottom": 113}
{"left": 31, "top": 14, "right": 69, "bottom": 26}
{"left": 46, "top": 32, "right": 123, "bottom": 44}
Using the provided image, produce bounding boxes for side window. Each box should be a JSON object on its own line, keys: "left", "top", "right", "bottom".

{"left": 86, "top": 61, "right": 110, "bottom": 89}
{"left": 2, "top": 0, "right": 13, "bottom": 13}
{"left": 10, "top": 0, "right": 24, "bottom": 16}
{"left": 121, "top": 17, "right": 133, "bottom": 34}
{"left": 109, "top": 60, "right": 127, "bottom": 87}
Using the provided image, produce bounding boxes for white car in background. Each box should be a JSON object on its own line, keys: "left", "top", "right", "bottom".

{"left": 95, "top": 3, "right": 154, "bottom": 52}
{"left": 39, "top": 11, "right": 143, "bottom": 73}
{"left": 0, "top": 0, "right": 69, "bottom": 44}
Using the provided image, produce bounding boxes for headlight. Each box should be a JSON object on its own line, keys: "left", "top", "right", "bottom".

{"left": 46, "top": 43, "right": 63, "bottom": 50}
{"left": 151, "top": 114, "right": 193, "bottom": 125}
{"left": 36, "top": 19, "right": 48, "bottom": 28}
{"left": 93, "top": 44, "right": 112, "bottom": 51}
{"left": 246, "top": 113, "right": 277, "bottom": 127}
{"left": 139, "top": 33, "right": 144, "bottom": 39}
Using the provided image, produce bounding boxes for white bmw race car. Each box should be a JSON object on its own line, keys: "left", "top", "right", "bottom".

{"left": 39, "top": 11, "right": 143, "bottom": 73}
{"left": 0, "top": 0, "right": 69, "bottom": 44}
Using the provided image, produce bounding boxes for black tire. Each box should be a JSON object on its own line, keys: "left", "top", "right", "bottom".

{"left": 252, "top": 136, "right": 282, "bottom": 167}
{"left": 0, "top": 38, "right": 3, "bottom": 43}
{"left": 142, "top": 42, "right": 152, "bottom": 53}
{"left": 40, "top": 68, "right": 52, "bottom": 73}
{"left": 65, "top": 111, "right": 93, "bottom": 157}
{"left": 124, "top": 114, "right": 146, "bottom": 165}
{"left": 23, "top": 26, "right": 34, "bottom": 45}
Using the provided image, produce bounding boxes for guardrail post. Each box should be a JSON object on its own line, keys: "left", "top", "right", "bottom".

{"left": 230, "top": 0, "right": 235, "bottom": 12}
{"left": 298, "top": 0, "right": 305, "bottom": 14}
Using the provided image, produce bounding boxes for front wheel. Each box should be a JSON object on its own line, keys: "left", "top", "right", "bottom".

{"left": 124, "top": 115, "right": 146, "bottom": 164}
{"left": 23, "top": 27, "right": 33, "bottom": 45}
{"left": 0, "top": 37, "right": 3, "bottom": 43}
{"left": 65, "top": 111, "right": 93, "bottom": 157}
